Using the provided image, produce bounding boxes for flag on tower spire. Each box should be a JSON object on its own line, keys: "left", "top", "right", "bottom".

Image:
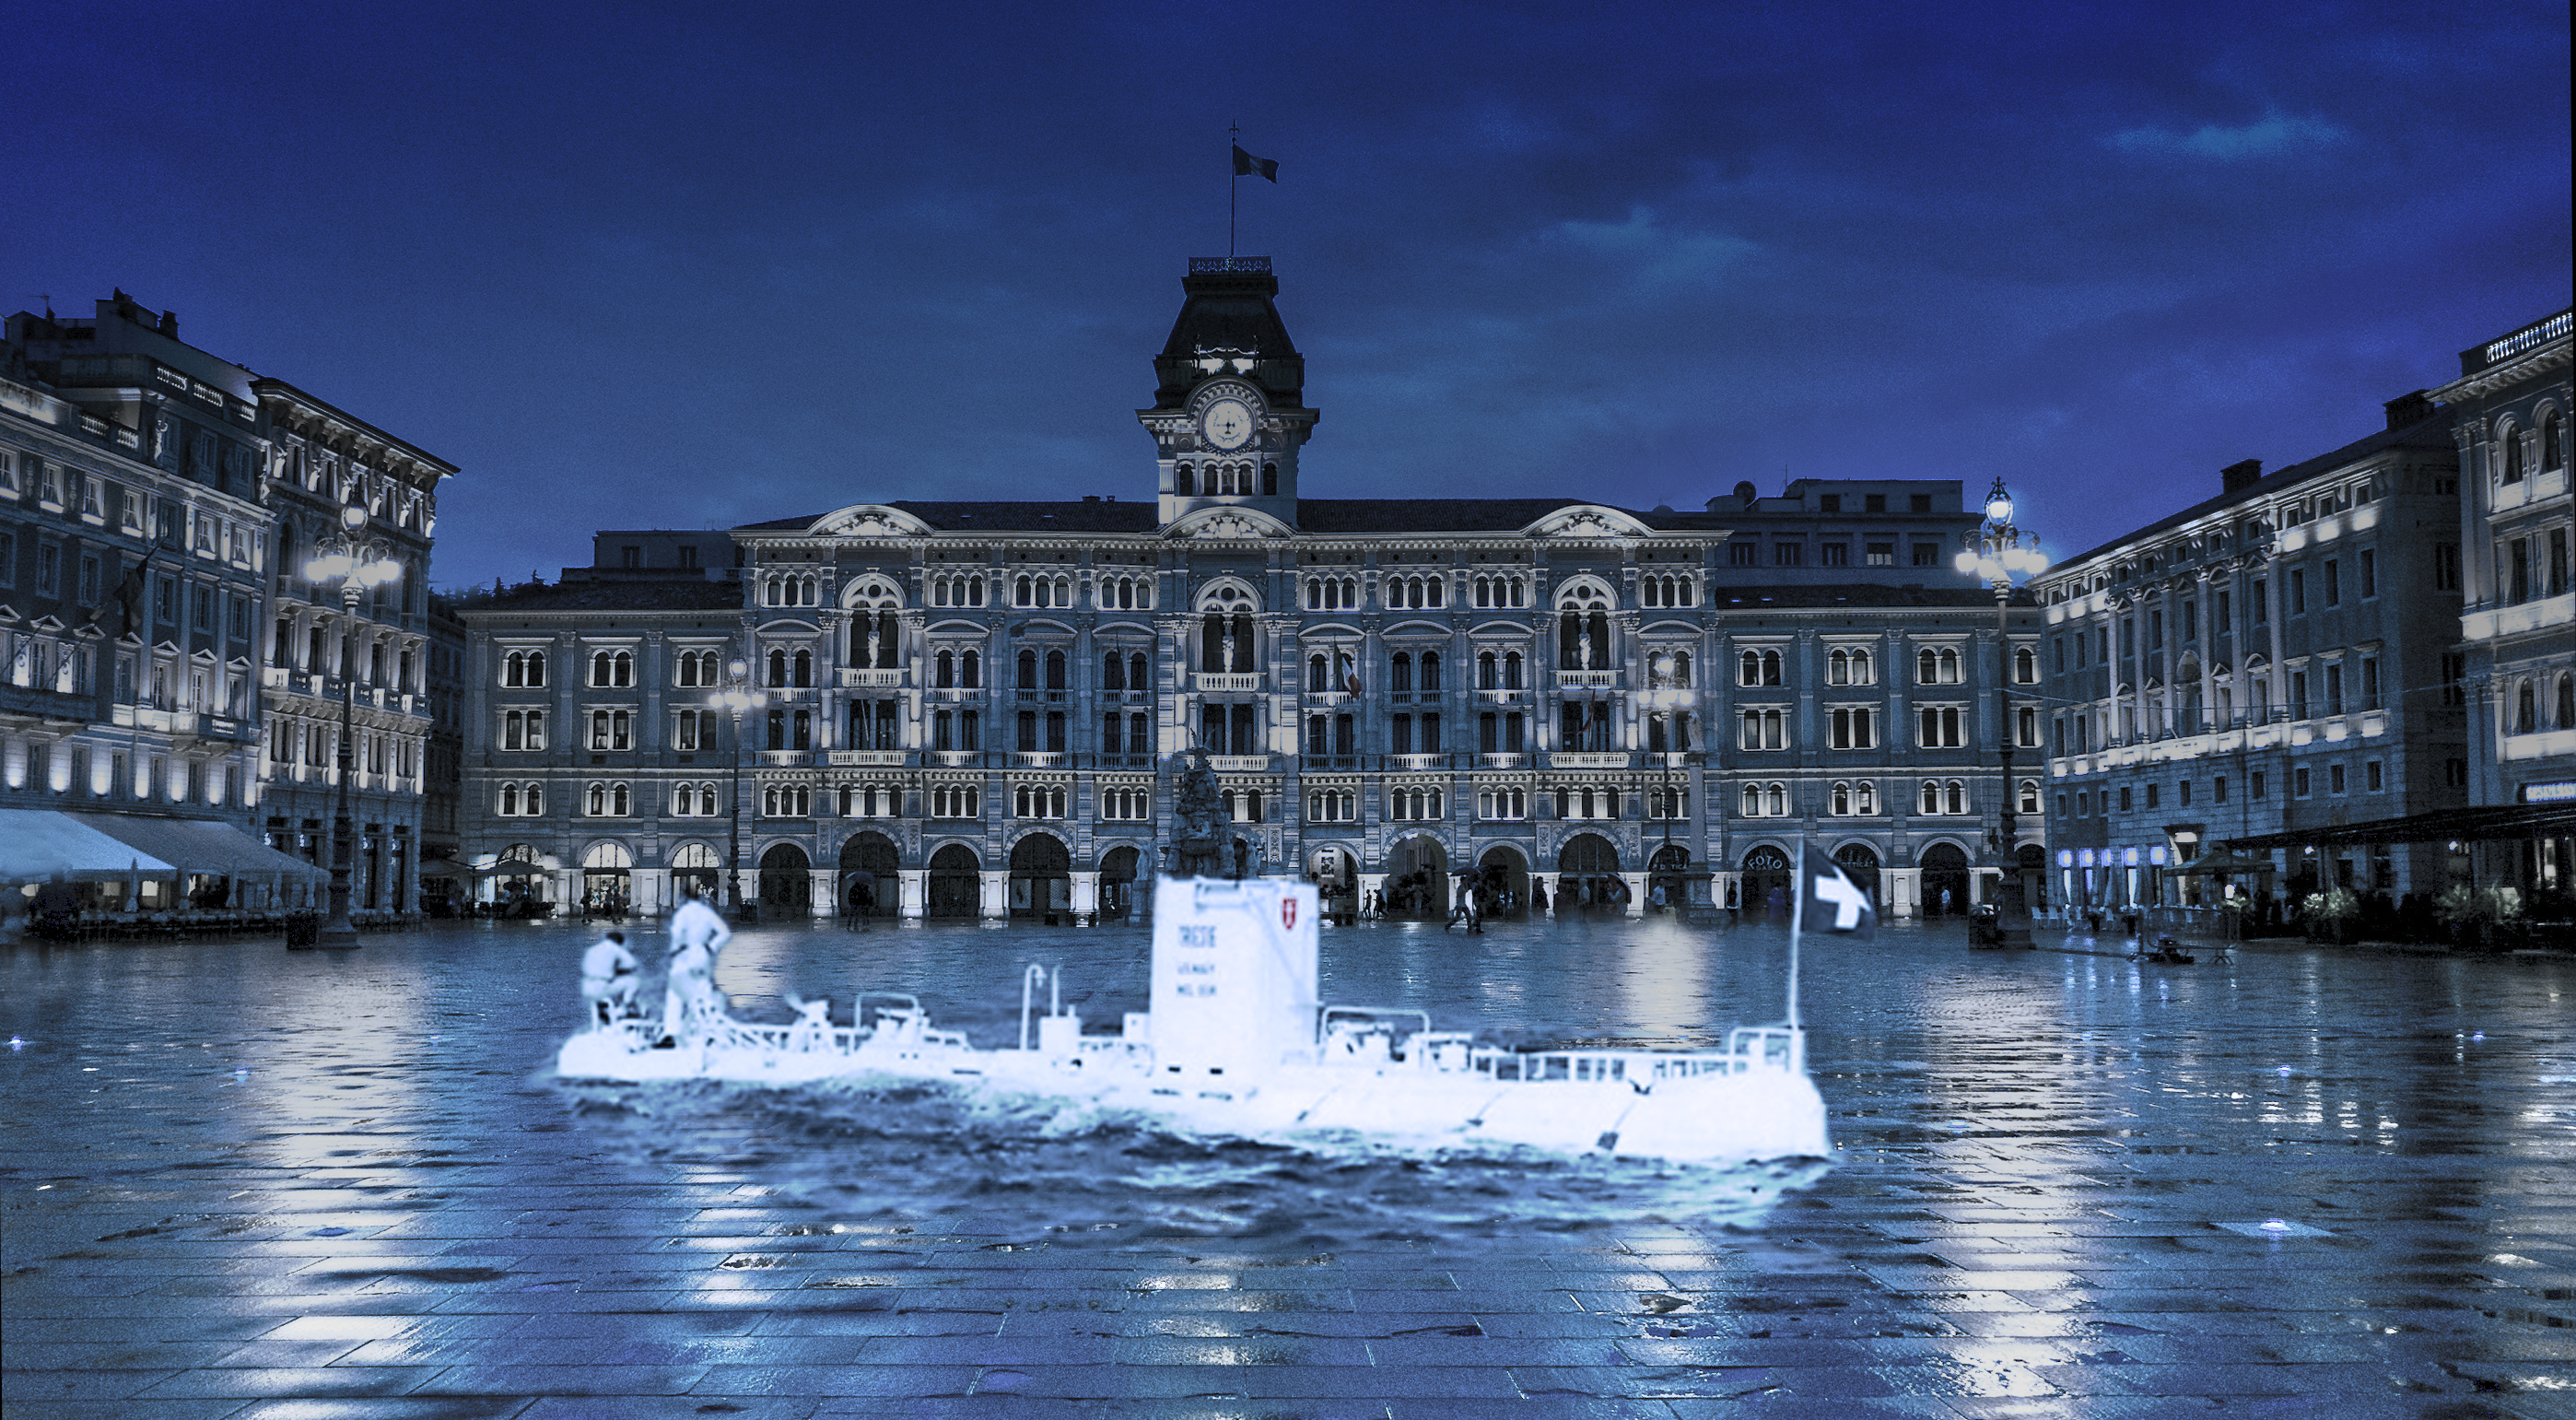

{"left": 1232, "top": 144, "right": 1278, "bottom": 182}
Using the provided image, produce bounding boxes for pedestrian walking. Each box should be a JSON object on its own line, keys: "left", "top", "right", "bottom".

{"left": 579, "top": 930, "right": 638, "bottom": 1027}
{"left": 662, "top": 884, "right": 733, "bottom": 1042}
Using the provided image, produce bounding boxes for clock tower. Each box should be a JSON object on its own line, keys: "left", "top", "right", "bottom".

{"left": 1142, "top": 256, "right": 1317, "bottom": 529}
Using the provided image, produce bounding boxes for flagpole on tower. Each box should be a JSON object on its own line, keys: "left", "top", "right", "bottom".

{"left": 1228, "top": 122, "right": 1238, "bottom": 257}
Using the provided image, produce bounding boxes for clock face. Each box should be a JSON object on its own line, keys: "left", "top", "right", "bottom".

{"left": 1200, "top": 397, "right": 1254, "bottom": 451}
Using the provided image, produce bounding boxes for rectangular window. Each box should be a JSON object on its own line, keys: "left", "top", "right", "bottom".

{"left": 2441, "top": 652, "right": 2466, "bottom": 705}
{"left": 1912, "top": 542, "right": 1938, "bottom": 567}
{"left": 2360, "top": 656, "right": 2381, "bottom": 711}
{"left": 2214, "top": 775, "right": 2228, "bottom": 804}
{"left": 2252, "top": 770, "right": 2266, "bottom": 799}
{"left": 2434, "top": 544, "right": 2459, "bottom": 591}
{"left": 1866, "top": 542, "right": 1894, "bottom": 566}
{"left": 2146, "top": 783, "right": 2160, "bottom": 809}
{"left": 2329, "top": 763, "right": 2347, "bottom": 794}
{"left": 1727, "top": 542, "right": 1757, "bottom": 567}
{"left": 1774, "top": 542, "right": 1803, "bottom": 567}
{"left": 2294, "top": 767, "right": 2312, "bottom": 797}
{"left": 2252, "top": 579, "right": 2267, "bottom": 623}
{"left": 2118, "top": 787, "right": 2132, "bottom": 812}
{"left": 2215, "top": 588, "right": 2231, "bottom": 634}
{"left": 2291, "top": 671, "right": 2310, "bottom": 721}
{"left": 1818, "top": 494, "right": 1842, "bottom": 512}
{"left": 1866, "top": 494, "right": 1887, "bottom": 513}
{"left": 2289, "top": 569, "right": 2306, "bottom": 615}
{"left": 2325, "top": 664, "right": 2343, "bottom": 717}
{"left": 2180, "top": 780, "right": 2192, "bottom": 807}
{"left": 1818, "top": 542, "right": 1848, "bottom": 566}
{"left": 1910, "top": 494, "right": 1932, "bottom": 513}
{"left": 36, "top": 542, "right": 59, "bottom": 595}
{"left": 2367, "top": 759, "right": 2383, "bottom": 792}
{"left": 2323, "top": 559, "right": 2339, "bottom": 607}
{"left": 2359, "top": 548, "right": 2375, "bottom": 599}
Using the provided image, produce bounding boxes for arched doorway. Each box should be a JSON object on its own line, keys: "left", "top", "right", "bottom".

{"left": 580, "top": 841, "right": 633, "bottom": 919}
{"left": 1010, "top": 833, "right": 1071, "bottom": 921}
{"left": 1647, "top": 842, "right": 1691, "bottom": 913}
{"left": 928, "top": 844, "right": 980, "bottom": 919}
{"left": 758, "top": 842, "right": 812, "bottom": 918}
{"left": 1477, "top": 845, "right": 1529, "bottom": 918}
{"left": 2017, "top": 842, "right": 2047, "bottom": 911}
{"left": 838, "top": 831, "right": 899, "bottom": 919}
{"left": 486, "top": 841, "right": 547, "bottom": 916}
{"left": 1383, "top": 835, "right": 1448, "bottom": 918}
{"left": 1832, "top": 843, "right": 1881, "bottom": 908}
{"left": 1312, "top": 845, "right": 1358, "bottom": 920}
{"left": 1919, "top": 841, "right": 1970, "bottom": 916}
{"left": 1558, "top": 834, "right": 1622, "bottom": 912}
{"left": 1740, "top": 846, "right": 1791, "bottom": 921}
{"left": 669, "top": 842, "right": 720, "bottom": 904}
{"left": 1098, "top": 845, "right": 1141, "bottom": 921}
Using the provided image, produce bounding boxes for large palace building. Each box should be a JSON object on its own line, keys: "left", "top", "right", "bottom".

{"left": 455, "top": 258, "right": 2045, "bottom": 922}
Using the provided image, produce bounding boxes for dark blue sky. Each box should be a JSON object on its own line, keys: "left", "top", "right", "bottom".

{"left": 12, "top": 1, "right": 2568, "bottom": 589}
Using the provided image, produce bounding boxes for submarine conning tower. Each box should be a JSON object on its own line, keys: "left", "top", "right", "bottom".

{"left": 1148, "top": 877, "right": 1321, "bottom": 1085}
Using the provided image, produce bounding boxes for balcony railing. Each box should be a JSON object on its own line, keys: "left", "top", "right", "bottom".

{"left": 828, "top": 749, "right": 909, "bottom": 767}
{"left": 1384, "top": 753, "right": 1453, "bottom": 771}
{"left": 1208, "top": 754, "right": 1271, "bottom": 772}
{"left": 1476, "top": 753, "right": 1528, "bottom": 769}
{"left": 1195, "top": 673, "right": 1263, "bottom": 692}
{"left": 758, "top": 750, "right": 813, "bottom": 767}
{"left": 1550, "top": 751, "right": 1633, "bottom": 769}
{"left": 840, "top": 667, "right": 906, "bottom": 688}
{"left": 1557, "top": 671, "right": 1621, "bottom": 689}
{"left": 1013, "top": 751, "right": 1071, "bottom": 769}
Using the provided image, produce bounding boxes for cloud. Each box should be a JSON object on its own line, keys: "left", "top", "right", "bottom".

{"left": 2106, "top": 111, "right": 2347, "bottom": 159}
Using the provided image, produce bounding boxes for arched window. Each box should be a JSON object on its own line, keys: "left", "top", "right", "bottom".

{"left": 1504, "top": 651, "right": 1523, "bottom": 690}
{"left": 2558, "top": 672, "right": 2576, "bottom": 729}
{"left": 792, "top": 649, "right": 812, "bottom": 687}
{"left": 2020, "top": 778, "right": 2042, "bottom": 814}
{"left": 1102, "top": 652, "right": 1124, "bottom": 690}
{"left": 960, "top": 650, "right": 980, "bottom": 688}
{"left": 1945, "top": 780, "right": 1967, "bottom": 815}
{"left": 1130, "top": 652, "right": 1147, "bottom": 691}
{"left": 1940, "top": 648, "right": 1961, "bottom": 684}
{"left": 1764, "top": 782, "right": 1786, "bottom": 816}
{"left": 1478, "top": 651, "right": 1497, "bottom": 689}
{"left": 1741, "top": 783, "right": 1762, "bottom": 816}
{"left": 937, "top": 650, "right": 955, "bottom": 687}
{"left": 2501, "top": 422, "right": 2524, "bottom": 484}
{"left": 1308, "top": 653, "right": 1329, "bottom": 692}
{"left": 1920, "top": 780, "right": 1941, "bottom": 815}
{"left": 2517, "top": 679, "right": 2537, "bottom": 733}
{"left": 1262, "top": 462, "right": 1278, "bottom": 495}
{"left": 1046, "top": 649, "right": 1066, "bottom": 691}
{"left": 1174, "top": 464, "right": 1194, "bottom": 496}
{"left": 1389, "top": 652, "right": 1411, "bottom": 695}
{"left": 586, "top": 781, "right": 606, "bottom": 816}
{"left": 2544, "top": 409, "right": 2565, "bottom": 472}
{"left": 498, "top": 783, "right": 520, "bottom": 816}
{"left": 2015, "top": 645, "right": 2037, "bottom": 684}
{"left": 1918, "top": 648, "right": 1938, "bottom": 684}
{"left": 1831, "top": 780, "right": 1850, "bottom": 815}
{"left": 1856, "top": 780, "right": 1877, "bottom": 815}
{"left": 1016, "top": 649, "right": 1037, "bottom": 689}
{"left": 767, "top": 649, "right": 787, "bottom": 687}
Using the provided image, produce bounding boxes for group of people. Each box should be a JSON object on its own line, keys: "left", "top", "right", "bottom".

{"left": 577, "top": 885, "right": 733, "bottom": 1041}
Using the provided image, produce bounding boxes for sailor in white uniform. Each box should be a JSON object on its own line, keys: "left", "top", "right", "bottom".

{"left": 662, "top": 884, "right": 733, "bottom": 1041}
{"left": 579, "top": 931, "right": 639, "bottom": 1027}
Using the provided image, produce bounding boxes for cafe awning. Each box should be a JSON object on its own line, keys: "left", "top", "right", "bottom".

{"left": 0, "top": 809, "right": 178, "bottom": 883}
{"left": 2221, "top": 803, "right": 2576, "bottom": 852}
{"left": 66, "top": 814, "right": 325, "bottom": 881}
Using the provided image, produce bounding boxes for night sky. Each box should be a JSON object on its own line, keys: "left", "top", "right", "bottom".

{"left": 10, "top": 1, "right": 2568, "bottom": 590}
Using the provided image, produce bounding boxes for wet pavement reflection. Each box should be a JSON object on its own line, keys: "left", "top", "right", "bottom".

{"left": 4, "top": 911, "right": 2571, "bottom": 1417}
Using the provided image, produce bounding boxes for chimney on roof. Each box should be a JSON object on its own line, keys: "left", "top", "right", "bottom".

{"left": 158, "top": 310, "right": 178, "bottom": 339}
{"left": 2221, "top": 459, "right": 2264, "bottom": 492}
{"left": 2383, "top": 389, "right": 2435, "bottom": 428}
{"left": 1083, "top": 495, "right": 1100, "bottom": 503}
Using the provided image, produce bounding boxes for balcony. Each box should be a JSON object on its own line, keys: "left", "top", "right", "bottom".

{"left": 1476, "top": 753, "right": 1529, "bottom": 769}
{"left": 2463, "top": 589, "right": 2574, "bottom": 644}
{"left": 828, "top": 749, "right": 908, "bottom": 767}
{"left": 1195, "top": 674, "right": 1263, "bottom": 693}
{"left": 840, "top": 667, "right": 906, "bottom": 688}
{"left": 1208, "top": 754, "right": 1271, "bottom": 772}
{"left": 1550, "top": 751, "right": 1633, "bottom": 769}
{"left": 928, "top": 750, "right": 987, "bottom": 769}
{"left": 1384, "top": 753, "right": 1452, "bottom": 772}
{"left": 758, "top": 750, "right": 813, "bottom": 767}
{"left": 1013, "top": 751, "right": 1071, "bottom": 769}
{"left": 1556, "top": 671, "right": 1620, "bottom": 689}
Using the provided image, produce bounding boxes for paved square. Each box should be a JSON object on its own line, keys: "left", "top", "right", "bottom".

{"left": 5, "top": 914, "right": 2571, "bottom": 1417}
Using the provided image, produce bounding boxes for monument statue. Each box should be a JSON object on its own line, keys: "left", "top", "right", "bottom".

{"left": 1169, "top": 747, "right": 1231, "bottom": 878}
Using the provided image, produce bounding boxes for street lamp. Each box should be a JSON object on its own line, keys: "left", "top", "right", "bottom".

{"left": 706, "top": 658, "right": 767, "bottom": 917}
{"left": 1642, "top": 653, "right": 1695, "bottom": 907}
{"left": 1952, "top": 477, "right": 2048, "bottom": 948}
{"left": 299, "top": 503, "right": 402, "bottom": 949}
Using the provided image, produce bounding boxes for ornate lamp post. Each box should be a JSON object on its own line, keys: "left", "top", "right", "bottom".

{"left": 706, "top": 658, "right": 767, "bottom": 917}
{"left": 300, "top": 503, "right": 402, "bottom": 949}
{"left": 1642, "top": 654, "right": 1694, "bottom": 909}
{"left": 1952, "top": 478, "right": 2048, "bottom": 948}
